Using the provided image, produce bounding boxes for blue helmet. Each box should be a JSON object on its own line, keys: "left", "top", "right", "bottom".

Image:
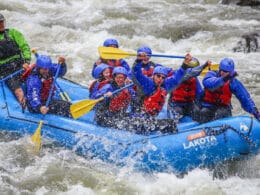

{"left": 103, "top": 38, "right": 119, "bottom": 48}
{"left": 112, "top": 67, "right": 128, "bottom": 77}
{"left": 153, "top": 66, "right": 168, "bottom": 76}
{"left": 220, "top": 58, "right": 235, "bottom": 72}
{"left": 36, "top": 55, "right": 52, "bottom": 69}
{"left": 93, "top": 63, "right": 110, "bottom": 79}
{"left": 137, "top": 46, "right": 152, "bottom": 55}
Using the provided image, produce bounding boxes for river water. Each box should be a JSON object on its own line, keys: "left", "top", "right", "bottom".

{"left": 0, "top": 0, "right": 260, "bottom": 194}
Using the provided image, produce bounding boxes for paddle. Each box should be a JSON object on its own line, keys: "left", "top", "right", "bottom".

{"left": 55, "top": 81, "right": 71, "bottom": 102}
{"left": 70, "top": 83, "right": 134, "bottom": 119}
{"left": 0, "top": 69, "right": 24, "bottom": 82}
{"left": 98, "top": 46, "right": 185, "bottom": 60}
{"left": 31, "top": 62, "right": 62, "bottom": 151}
{"left": 200, "top": 64, "right": 219, "bottom": 77}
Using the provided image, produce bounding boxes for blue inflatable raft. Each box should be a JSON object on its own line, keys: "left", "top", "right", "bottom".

{"left": 0, "top": 77, "right": 260, "bottom": 174}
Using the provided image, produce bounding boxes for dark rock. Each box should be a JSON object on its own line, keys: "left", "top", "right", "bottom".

{"left": 221, "top": 0, "right": 260, "bottom": 6}
{"left": 233, "top": 33, "right": 259, "bottom": 53}
{"left": 237, "top": 0, "right": 260, "bottom": 6}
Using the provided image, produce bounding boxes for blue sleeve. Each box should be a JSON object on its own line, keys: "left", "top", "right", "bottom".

{"left": 183, "top": 63, "right": 206, "bottom": 80}
{"left": 230, "top": 79, "right": 258, "bottom": 114}
{"left": 91, "top": 63, "right": 98, "bottom": 78}
{"left": 195, "top": 78, "right": 203, "bottom": 100}
{"left": 26, "top": 75, "right": 42, "bottom": 111}
{"left": 164, "top": 67, "right": 185, "bottom": 92}
{"left": 202, "top": 71, "right": 225, "bottom": 91}
{"left": 128, "top": 86, "right": 136, "bottom": 99}
{"left": 132, "top": 61, "right": 156, "bottom": 96}
{"left": 51, "top": 63, "right": 67, "bottom": 77}
{"left": 89, "top": 82, "right": 98, "bottom": 99}
{"left": 92, "top": 84, "right": 113, "bottom": 99}
{"left": 120, "top": 59, "right": 132, "bottom": 79}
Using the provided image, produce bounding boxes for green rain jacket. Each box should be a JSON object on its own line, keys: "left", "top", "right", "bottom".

{"left": 0, "top": 28, "right": 31, "bottom": 65}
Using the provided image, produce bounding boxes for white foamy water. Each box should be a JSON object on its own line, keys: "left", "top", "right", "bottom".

{"left": 1, "top": 0, "right": 260, "bottom": 194}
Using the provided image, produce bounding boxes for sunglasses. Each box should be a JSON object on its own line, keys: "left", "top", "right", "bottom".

{"left": 155, "top": 74, "right": 166, "bottom": 80}
{"left": 220, "top": 70, "right": 230, "bottom": 73}
{"left": 115, "top": 75, "right": 126, "bottom": 80}
{"left": 108, "top": 45, "right": 118, "bottom": 48}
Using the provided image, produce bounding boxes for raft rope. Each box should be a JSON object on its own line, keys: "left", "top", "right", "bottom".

{"left": 203, "top": 120, "right": 255, "bottom": 147}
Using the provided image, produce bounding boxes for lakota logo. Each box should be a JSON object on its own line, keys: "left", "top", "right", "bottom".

{"left": 183, "top": 135, "right": 217, "bottom": 150}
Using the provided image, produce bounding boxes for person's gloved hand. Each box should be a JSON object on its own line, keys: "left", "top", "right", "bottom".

{"left": 181, "top": 63, "right": 189, "bottom": 70}
{"left": 58, "top": 56, "right": 65, "bottom": 64}
{"left": 253, "top": 111, "right": 260, "bottom": 120}
{"left": 202, "top": 60, "right": 212, "bottom": 69}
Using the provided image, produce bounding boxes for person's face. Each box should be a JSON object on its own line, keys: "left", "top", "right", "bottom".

{"left": 39, "top": 68, "right": 49, "bottom": 78}
{"left": 102, "top": 68, "right": 111, "bottom": 80}
{"left": 108, "top": 44, "right": 117, "bottom": 48}
{"left": 142, "top": 55, "right": 150, "bottom": 65}
{"left": 142, "top": 53, "right": 151, "bottom": 65}
{"left": 0, "top": 20, "right": 5, "bottom": 32}
{"left": 220, "top": 70, "right": 231, "bottom": 77}
{"left": 153, "top": 74, "right": 166, "bottom": 86}
{"left": 114, "top": 73, "right": 126, "bottom": 87}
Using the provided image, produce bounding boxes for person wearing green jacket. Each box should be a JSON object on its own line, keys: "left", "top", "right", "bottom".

{"left": 0, "top": 13, "right": 31, "bottom": 108}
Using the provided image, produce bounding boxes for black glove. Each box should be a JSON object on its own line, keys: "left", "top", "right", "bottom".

{"left": 223, "top": 71, "right": 238, "bottom": 82}
{"left": 181, "top": 63, "right": 189, "bottom": 70}
{"left": 202, "top": 61, "right": 210, "bottom": 69}
{"left": 253, "top": 111, "right": 260, "bottom": 120}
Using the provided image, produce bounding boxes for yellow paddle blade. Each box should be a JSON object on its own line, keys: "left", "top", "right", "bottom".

{"left": 70, "top": 97, "right": 104, "bottom": 119}
{"left": 98, "top": 46, "right": 136, "bottom": 60}
{"left": 200, "top": 64, "right": 219, "bottom": 77}
{"left": 31, "top": 120, "right": 43, "bottom": 150}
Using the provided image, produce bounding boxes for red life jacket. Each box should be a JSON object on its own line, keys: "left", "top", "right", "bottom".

{"left": 204, "top": 81, "right": 232, "bottom": 106}
{"left": 142, "top": 87, "right": 167, "bottom": 116}
{"left": 106, "top": 59, "right": 121, "bottom": 67}
{"left": 109, "top": 89, "right": 131, "bottom": 113}
{"left": 142, "top": 66, "right": 154, "bottom": 77}
{"left": 89, "top": 79, "right": 109, "bottom": 94}
{"left": 171, "top": 77, "right": 197, "bottom": 103}
{"left": 105, "top": 59, "right": 121, "bottom": 75}
{"left": 41, "top": 77, "right": 55, "bottom": 102}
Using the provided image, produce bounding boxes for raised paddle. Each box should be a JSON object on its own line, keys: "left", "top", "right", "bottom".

{"left": 31, "top": 60, "right": 62, "bottom": 151}
{"left": 70, "top": 83, "right": 134, "bottom": 119}
{"left": 200, "top": 64, "right": 219, "bottom": 77}
{"left": 98, "top": 46, "right": 185, "bottom": 60}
